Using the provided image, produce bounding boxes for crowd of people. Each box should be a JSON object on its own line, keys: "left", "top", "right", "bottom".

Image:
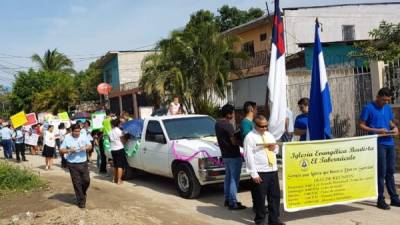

{"left": 215, "top": 87, "right": 400, "bottom": 225}
{"left": 1, "top": 90, "right": 399, "bottom": 223}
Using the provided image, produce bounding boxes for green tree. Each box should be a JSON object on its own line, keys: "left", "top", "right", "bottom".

{"left": 10, "top": 49, "right": 79, "bottom": 114}
{"left": 140, "top": 10, "right": 245, "bottom": 115}
{"left": 351, "top": 21, "right": 400, "bottom": 61}
{"left": 32, "top": 73, "right": 78, "bottom": 113}
{"left": 216, "top": 5, "right": 264, "bottom": 32}
{"left": 31, "top": 49, "right": 75, "bottom": 73}
{"left": 75, "top": 61, "right": 103, "bottom": 102}
{"left": 0, "top": 85, "right": 11, "bottom": 118}
{"left": 9, "top": 69, "right": 57, "bottom": 113}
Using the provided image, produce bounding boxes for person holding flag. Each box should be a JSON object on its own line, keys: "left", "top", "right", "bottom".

{"left": 308, "top": 18, "right": 332, "bottom": 141}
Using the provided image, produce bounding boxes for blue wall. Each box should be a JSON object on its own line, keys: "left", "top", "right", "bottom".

{"left": 102, "top": 56, "right": 120, "bottom": 89}
{"left": 304, "top": 43, "right": 364, "bottom": 69}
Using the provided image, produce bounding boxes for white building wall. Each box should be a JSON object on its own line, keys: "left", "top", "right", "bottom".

{"left": 117, "top": 51, "right": 153, "bottom": 86}
{"left": 284, "top": 4, "right": 400, "bottom": 55}
{"left": 232, "top": 75, "right": 268, "bottom": 108}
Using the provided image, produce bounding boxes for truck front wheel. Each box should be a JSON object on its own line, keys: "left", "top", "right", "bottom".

{"left": 173, "top": 163, "right": 201, "bottom": 199}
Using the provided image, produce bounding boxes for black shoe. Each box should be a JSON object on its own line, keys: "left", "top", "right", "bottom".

{"left": 377, "top": 201, "right": 391, "bottom": 210}
{"left": 268, "top": 220, "right": 286, "bottom": 225}
{"left": 224, "top": 200, "right": 229, "bottom": 207}
{"left": 22, "top": 159, "right": 28, "bottom": 161}
{"left": 390, "top": 200, "right": 400, "bottom": 207}
{"left": 229, "top": 203, "right": 246, "bottom": 210}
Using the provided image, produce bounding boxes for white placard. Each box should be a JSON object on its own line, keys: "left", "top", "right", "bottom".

{"left": 24, "top": 133, "right": 39, "bottom": 146}
{"left": 139, "top": 106, "right": 153, "bottom": 119}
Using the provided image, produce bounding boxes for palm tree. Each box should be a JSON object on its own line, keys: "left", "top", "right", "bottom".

{"left": 31, "top": 49, "right": 75, "bottom": 73}
{"left": 140, "top": 10, "right": 245, "bottom": 115}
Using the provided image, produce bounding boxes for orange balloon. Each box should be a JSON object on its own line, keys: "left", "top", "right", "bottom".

{"left": 97, "top": 83, "right": 112, "bottom": 95}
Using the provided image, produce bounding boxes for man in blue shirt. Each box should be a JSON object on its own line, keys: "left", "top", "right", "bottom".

{"left": 1, "top": 123, "right": 14, "bottom": 159}
{"left": 359, "top": 87, "right": 400, "bottom": 210}
{"left": 294, "top": 98, "right": 309, "bottom": 141}
{"left": 60, "top": 124, "right": 92, "bottom": 208}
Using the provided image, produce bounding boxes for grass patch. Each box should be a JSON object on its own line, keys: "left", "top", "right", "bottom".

{"left": 0, "top": 160, "right": 46, "bottom": 197}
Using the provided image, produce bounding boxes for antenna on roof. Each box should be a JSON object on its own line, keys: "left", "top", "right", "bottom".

{"left": 265, "top": 1, "right": 271, "bottom": 17}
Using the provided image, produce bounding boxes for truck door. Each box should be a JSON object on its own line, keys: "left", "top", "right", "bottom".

{"left": 142, "top": 120, "right": 170, "bottom": 176}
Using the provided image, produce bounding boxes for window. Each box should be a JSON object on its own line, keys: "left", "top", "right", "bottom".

{"left": 242, "top": 41, "right": 255, "bottom": 57}
{"left": 342, "top": 25, "right": 355, "bottom": 41}
{"left": 260, "top": 33, "right": 267, "bottom": 42}
{"left": 145, "top": 121, "right": 166, "bottom": 143}
{"left": 163, "top": 117, "right": 216, "bottom": 140}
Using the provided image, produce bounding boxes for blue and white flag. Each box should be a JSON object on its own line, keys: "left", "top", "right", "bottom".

{"left": 268, "top": 0, "right": 287, "bottom": 140}
{"left": 308, "top": 19, "right": 332, "bottom": 140}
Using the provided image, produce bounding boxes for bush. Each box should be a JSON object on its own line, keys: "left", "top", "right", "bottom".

{"left": 0, "top": 160, "right": 46, "bottom": 196}
{"left": 194, "top": 99, "right": 221, "bottom": 119}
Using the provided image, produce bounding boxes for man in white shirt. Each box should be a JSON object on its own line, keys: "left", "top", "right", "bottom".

{"left": 244, "top": 115, "right": 284, "bottom": 225}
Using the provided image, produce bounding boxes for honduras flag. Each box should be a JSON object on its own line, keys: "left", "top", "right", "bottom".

{"left": 268, "top": 0, "right": 287, "bottom": 140}
{"left": 308, "top": 19, "right": 332, "bottom": 140}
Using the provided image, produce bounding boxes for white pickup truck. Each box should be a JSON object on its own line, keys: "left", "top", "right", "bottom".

{"left": 105, "top": 115, "right": 250, "bottom": 198}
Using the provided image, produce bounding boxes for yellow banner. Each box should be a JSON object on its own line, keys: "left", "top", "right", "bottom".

{"left": 10, "top": 111, "right": 28, "bottom": 128}
{"left": 283, "top": 135, "right": 378, "bottom": 212}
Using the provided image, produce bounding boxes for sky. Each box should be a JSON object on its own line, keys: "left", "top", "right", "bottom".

{"left": 1, "top": 0, "right": 399, "bottom": 86}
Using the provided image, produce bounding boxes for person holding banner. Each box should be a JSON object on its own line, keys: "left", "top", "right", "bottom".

{"left": 359, "top": 87, "right": 400, "bottom": 210}
{"left": 294, "top": 98, "right": 309, "bottom": 141}
{"left": 244, "top": 115, "right": 284, "bottom": 225}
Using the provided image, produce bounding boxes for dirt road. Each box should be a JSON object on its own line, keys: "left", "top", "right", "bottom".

{"left": 1, "top": 154, "right": 400, "bottom": 225}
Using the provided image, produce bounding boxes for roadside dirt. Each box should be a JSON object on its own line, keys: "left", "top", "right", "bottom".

{"left": 0, "top": 171, "right": 211, "bottom": 225}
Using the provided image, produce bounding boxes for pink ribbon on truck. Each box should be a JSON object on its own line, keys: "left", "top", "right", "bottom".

{"left": 170, "top": 141, "right": 224, "bottom": 167}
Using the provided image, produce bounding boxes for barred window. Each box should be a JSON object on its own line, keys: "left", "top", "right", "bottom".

{"left": 342, "top": 25, "right": 355, "bottom": 41}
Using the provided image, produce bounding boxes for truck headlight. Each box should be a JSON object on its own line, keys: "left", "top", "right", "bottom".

{"left": 198, "top": 157, "right": 222, "bottom": 169}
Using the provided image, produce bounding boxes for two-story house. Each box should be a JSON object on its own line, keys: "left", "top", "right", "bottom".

{"left": 226, "top": 2, "right": 400, "bottom": 109}
{"left": 98, "top": 50, "right": 154, "bottom": 117}
{"left": 224, "top": 14, "right": 273, "bottom": 109}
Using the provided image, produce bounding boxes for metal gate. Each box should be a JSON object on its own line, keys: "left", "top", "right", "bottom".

{"left": 287, "top": 66, "right": 373, "bottom": 138}
{"left": 384, "top": 60, "right": 400, "bottom": 105}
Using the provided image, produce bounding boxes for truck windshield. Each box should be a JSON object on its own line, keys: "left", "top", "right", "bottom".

{"left": 163, "top": 117, "right": 216, "bottom": 140}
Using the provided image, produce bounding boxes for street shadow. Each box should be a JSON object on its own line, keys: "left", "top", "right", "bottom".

{"left": 48, "top": 193, "right": 76, "bottom": 205}
{"left": 197, "top": 205, "right": 254, "bottom": 224}
{"left": 282, "top": 204, "right": 364, "bottom": 222}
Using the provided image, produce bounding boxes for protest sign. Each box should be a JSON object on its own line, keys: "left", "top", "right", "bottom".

{"left": 282, "top": 135, "right": 377, "bottom": 212}
{"left": 10, "top": 111, "right": 28, "bottom": 128}
{"left": 24, "top": 113, "right": 38, "bottom": 126}
{"left": 58, "top": 112, "right": 70, "bottom": 121}
{"left": 24, "top": 133, "right": 39, "bottom": 146}
{"left": 91, "top": 112, "right": 106, "bottom": 130}
{"left": 48, "top": 119, "right": 61, "bottom": 133}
